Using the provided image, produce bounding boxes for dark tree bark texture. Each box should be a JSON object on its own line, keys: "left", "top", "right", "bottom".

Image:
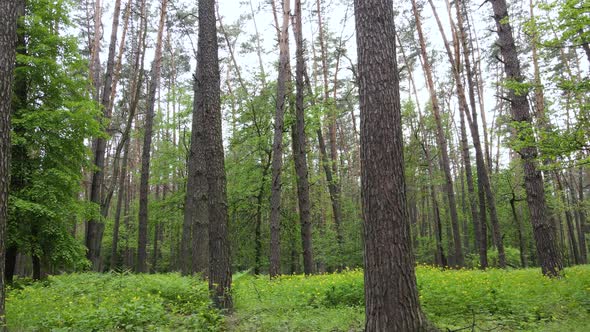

{"left": 0, "top": 0, "right": 18, "bottom": 323}
{"left": 354, "top": 0, "right": 435, "bottom": 330}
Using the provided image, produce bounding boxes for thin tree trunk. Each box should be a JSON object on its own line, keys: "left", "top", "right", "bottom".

{"left": 269, "top": 0, "right": 291, "bottom": 278}
{"left": 412, "top": 0, "right": 463, "bottom": 266}
{"left": 575, "top": 168, "right": 588, "bottom": 263}
{"left": 509, "top": 186, "right": 527, "bottom": 268}
{"left": 292, "top": 0, "right": 314, "bottom": 275}
{"left": 555, "top": 172, "right": 580, "bottom": 265}
{"left": 137, "top": 0, "right": 167, "bottom": 273}
{"left": 456, "top": 0, "right": 504, "bottom": 268}
{"left": 429, "top": 0, "right": 485, "bottom": 266}
{"left": 110, "top": 137, "right": 130, "bottom": 270}
{"left": 86, "top": 0, "right": 106, "bottom": 271}
{"left": 489, "top": 0, "right": 563, "bottom": 277}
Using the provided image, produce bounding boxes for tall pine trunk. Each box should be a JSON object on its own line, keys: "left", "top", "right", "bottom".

{"left": 137, "top": 0, "right": 167, "bottom": 273}
{"left": 269, "top": 0, "right": 291, "bottom": 278}
{"left": 292, "top": 0, "right": 314, "bottom": 275}
{"left": 0, "top": 0, "right": 19, "bottom": 322}
{"left": 202, "top": 0, "right": 232, "bottom": 309}
{"left": 489, "top": 0, "right": 562, "bottom": 277}
{"left": 412, "top": 0, "right": 463, "bottom": 266}
{"left": 355, "top": 0, "right": 435, "bottom": 330}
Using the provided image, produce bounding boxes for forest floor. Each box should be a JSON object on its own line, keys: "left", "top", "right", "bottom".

{"left": 6, "top": 265, "right": 590, "bottom": 331}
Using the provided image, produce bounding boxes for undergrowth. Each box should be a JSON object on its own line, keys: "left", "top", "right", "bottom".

{"left": 6, "top": 265, "right": 590, "bottom": 331}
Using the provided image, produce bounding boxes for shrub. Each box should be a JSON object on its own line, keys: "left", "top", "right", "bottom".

{"left": 7, "top": 272, "right": 223, "bottom": 331}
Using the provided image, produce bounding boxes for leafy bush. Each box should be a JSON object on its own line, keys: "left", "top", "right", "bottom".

{"left": 7, "top": 272, "right": 222, "bottom": 331}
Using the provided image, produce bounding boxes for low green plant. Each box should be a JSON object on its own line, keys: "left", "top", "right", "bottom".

{"left": 230, "top": 265, "right": 590, "bottom": 331}
{"left": 6, "top": 272, "right": 222, "bottom": 331}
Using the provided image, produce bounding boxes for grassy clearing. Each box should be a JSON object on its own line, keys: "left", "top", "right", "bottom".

{"left": 6, "top": 265, "right": 590, "bottom": 331}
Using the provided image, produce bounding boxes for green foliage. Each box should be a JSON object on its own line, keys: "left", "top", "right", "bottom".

{"left": 9, "top": 0, "right": 100, "bottom": 270}
{"left": 230, "top": 265, "right": 590, "bottom": 331}
{"left": 7, "top": 273, "right": 222, "bottom": 331}
{"left": 7, "top": 265, "right": 590, "bottom": 331}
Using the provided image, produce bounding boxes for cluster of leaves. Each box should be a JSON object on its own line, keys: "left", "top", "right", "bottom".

{"left": 6, "top": 272, "right": 222, "bottom": 331}
{"left": 9, "top": 0, "right": 100, "bottom": 270}
{"left": 231, "top": 265, "right": 590, "bottom": 331}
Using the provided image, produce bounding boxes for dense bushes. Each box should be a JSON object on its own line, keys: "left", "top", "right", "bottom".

{"left": 6, "top": 273, "right": 222, "bottom": 331}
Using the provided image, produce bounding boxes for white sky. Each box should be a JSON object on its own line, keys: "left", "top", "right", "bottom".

{"left": 93, "top": 0, "right": 588, "bottom": 169}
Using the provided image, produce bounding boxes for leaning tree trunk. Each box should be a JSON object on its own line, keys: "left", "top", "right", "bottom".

{"left": 412, "top": 0, "right": 463, "bottom": 267}
{"left": 136, "top": 0, "right": 167, "bottom": 273}
{"left": 0, "top": 0, "right": 18, "bottom": 322}
{"left": 355, "top": 0, "right": 436, "bottom": 330}
{"left": 268, "top": 0, "right": 291, "bottom": 278}
{"left": 456, "top": 0, "right": 505, "bottom": 268}
{"left": 429, "top": 0, "right": 484, "bottom": 266}
{"left": 489, "top": 0, "right": 563, "bottom": 277}
{"left": 292, "top": 0, "right": 314, "bottom": 275}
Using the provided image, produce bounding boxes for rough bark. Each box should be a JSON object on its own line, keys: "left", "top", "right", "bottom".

{"left": 137, "top": 0, "right": 167, "bottom": 273}
{"left": 0, "top": 0, "right": 18, "bottom": 322}
{"left": 195, "top": 0, "right": 232, "bottom": 309}
{"left": 489, "top": 0, "right": 563, "bottom": 277}
{"left": 355, "top": 0, "right": 435, "bottom": 330}
{"left": 292, "top": 0, "right": 314, "bottom": 275}
{"left": 181, "top": 77, "right": 209, "bottom": 276}
{"left": 269, "top": 0, "right": 291, "bottom": 278}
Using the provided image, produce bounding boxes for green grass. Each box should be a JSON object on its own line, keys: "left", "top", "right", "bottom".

{"left": 6, "top": 266, "right": 590, "bottom": 331}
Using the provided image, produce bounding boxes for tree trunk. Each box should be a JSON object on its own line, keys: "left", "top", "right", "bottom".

{"left": 137, "top": 0, "right": 167, "bottom": 273}
{"left": 456, "top": 0, "right": 505, "bottom": 268}
{"left": 355, "top": 0, "right": 435, "bottom": 330}
{"left": 86, "top": 0, "right": 106, "bottom": 271}
{"left": 269, "top": 0, "right": 291, "bottom": 278}
{"left": 429, "top": 0, "right": 484, "bottom": 266}
{"left": 489, "top": 0, "right": 563, "bottom": 277}
{"left": 510, "top": 194, "right": 527, "bottom": 268}
{"left": 182, "top": 70, "right": 210, "bottom": 276}
{"left": 575, "top": 168, "right": 588, "bottom": 263}
{"left": 110, "top": 137, "right": 130, "bottom": 270}
{"left": 196, "top": 0, "right": 232, "bottom": 309}
{"left": 292, "top": 0, "right": 314, "bottom": 275}
{"left": 412, "top": 0, "right": 463, "bottom": 267}
{"left": 302, "top": 69, "right": 344, "bottom": 262}
{"left": 0, "top": 0, "right": 18, "bottom": 322}
{"left": 555, "top": 172, "right": 580, "bottom": 265}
